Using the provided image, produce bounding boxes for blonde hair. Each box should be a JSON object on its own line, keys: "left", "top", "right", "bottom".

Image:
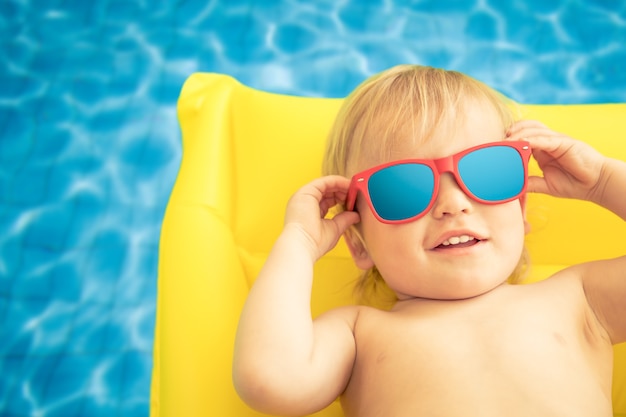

{"left": 322, "top": 65, "right": 528, "bottom": 307}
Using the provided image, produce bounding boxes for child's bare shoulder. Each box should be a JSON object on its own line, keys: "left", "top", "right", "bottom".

{"left": 315, "top": 304, "right": 396, "bottom": 338}
{"left": 556, "top": 255, "right": 626, "bottom": 344}
{"left": 318, "top": 268, "right": 613, "bottom": 339}
{"left": 316, "top": 304, "right": 380, "bottom": 324}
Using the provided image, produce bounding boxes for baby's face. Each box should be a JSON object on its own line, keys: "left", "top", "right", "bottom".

{"left": 348, "top": 99, "right": 526, "bottom": 301}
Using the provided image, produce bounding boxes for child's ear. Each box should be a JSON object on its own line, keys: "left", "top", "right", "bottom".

{"left": 524, "top": 218, "right": 531, "bottom": 235}
{"left": 344, "top": 227, "right": 375, "bottom": 270}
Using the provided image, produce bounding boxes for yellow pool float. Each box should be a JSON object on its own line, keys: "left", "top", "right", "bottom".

{"left": 151, "top": 73, "right": 626, "bottom": 417}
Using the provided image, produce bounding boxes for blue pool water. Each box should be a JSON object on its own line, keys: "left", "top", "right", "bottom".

{"left": 1, "top": 0, "right": 625, "bottom": 415}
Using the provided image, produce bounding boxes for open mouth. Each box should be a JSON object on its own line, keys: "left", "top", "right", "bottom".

{"left": 435, "top": 235, "right": 482, "bottom": 250}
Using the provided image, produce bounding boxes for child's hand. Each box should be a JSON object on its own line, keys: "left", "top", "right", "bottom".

{"left": 507, "top": 120, "right": 607, "bottom": 203}
{"left": 283, "top": 176, "right": 360, "bottom": 261}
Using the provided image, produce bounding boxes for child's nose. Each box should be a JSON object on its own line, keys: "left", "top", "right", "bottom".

{"left": 431, "top": 173, "right": 473, "bottom": 219}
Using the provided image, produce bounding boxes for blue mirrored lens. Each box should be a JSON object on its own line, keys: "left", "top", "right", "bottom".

{"left": 458, "top": 146, "right": 524, "bottom": 201}
{"left": 368, "top": 163, "right": 435, "bottom": 221}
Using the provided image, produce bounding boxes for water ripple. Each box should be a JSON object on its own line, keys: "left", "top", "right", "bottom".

{"left": 1, "top": 0, "right": 625, "bottom": 415}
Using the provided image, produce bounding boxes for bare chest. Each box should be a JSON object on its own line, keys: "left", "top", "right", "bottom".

{"left": 342, "top": 287, "right": 613, "bottom": 417}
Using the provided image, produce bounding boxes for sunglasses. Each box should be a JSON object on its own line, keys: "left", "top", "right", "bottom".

{"left": 346, "top": 141, "right": 532, "bottom": 224}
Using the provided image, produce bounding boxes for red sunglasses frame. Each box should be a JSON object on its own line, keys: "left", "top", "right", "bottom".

{"left": 345, "top": 140, "right": 532, "bottom": 224}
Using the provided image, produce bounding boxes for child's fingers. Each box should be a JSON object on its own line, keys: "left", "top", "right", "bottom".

{"left": 508, "top": 127, "right": 560, "bottom": 145}
{"left": 506, "top": 120, "right": 573, "bottom": 152}
{"left": 297, "top": 175, "right": 349, "bottom": 201}
{"left": 507, "top": 119, "right": 547, "bottom": 135}
{"left": 316, "top": 177, "right": 352, "bottom": 216}
{"left": 331, "top": 210, "right": 361, "bottom": 233}
{"left": 527, "top": 175, "right": 550, "bottom": 195}
{"left": 319, "top": 193, "right": 348, "bottom": 217}
{"left": 507, "top": 125, "right": 577, "bottom": 164}
{"left": 313, "top": 175, "right": 352, "bottom": 195}
{"left": 291, "top": 175, "right": 352, "bottom": 221}
{"left": 506, "top": 120, "right": 553, "bottom": 141}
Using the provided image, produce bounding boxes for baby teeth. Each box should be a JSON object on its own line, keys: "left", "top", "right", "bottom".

{"left": 442, "top": 235, "right": 475, "bottom": 246}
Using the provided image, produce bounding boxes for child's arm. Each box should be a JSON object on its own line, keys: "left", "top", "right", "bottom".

{"left": 508, "top": 120, "right": 626, "bottom": 344}
{"left": 233, "top": 176, "right": 361, "bottom": 416}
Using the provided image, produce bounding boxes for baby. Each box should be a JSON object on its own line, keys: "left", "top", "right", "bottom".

{"left": 233, "top": 65, "right": 626, "bottom": 416}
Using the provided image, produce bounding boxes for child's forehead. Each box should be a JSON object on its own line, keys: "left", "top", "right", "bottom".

{"left": 349, "top": 100, "right": 507, "bottom": 173}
